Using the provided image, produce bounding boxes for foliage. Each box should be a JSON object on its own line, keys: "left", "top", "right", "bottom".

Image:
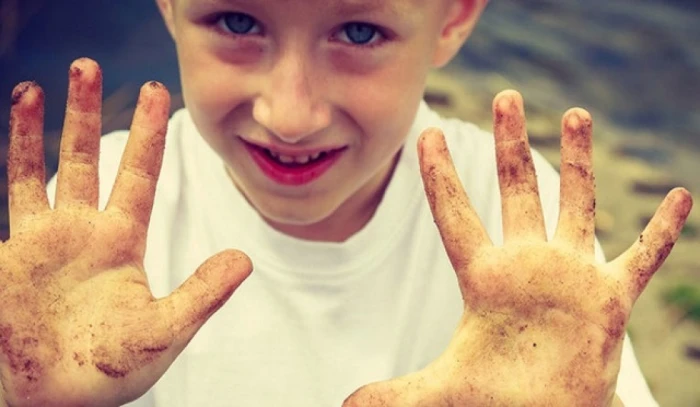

{"left": 663, "top": 283, "right": 700, "bottom": 323}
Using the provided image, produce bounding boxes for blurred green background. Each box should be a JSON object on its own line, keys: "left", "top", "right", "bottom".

{"left": 1, "top": 0, "right": 699, "bottom": 405}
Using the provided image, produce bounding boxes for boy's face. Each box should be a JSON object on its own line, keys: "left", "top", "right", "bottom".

{"left": 158, "top": 0, "right": 482, "bottom": 240}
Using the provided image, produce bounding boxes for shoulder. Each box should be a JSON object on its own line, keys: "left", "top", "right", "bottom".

{"left": 616, "top": 334, "right": 659, "bottom": 406}
{"left": 46, "top": 108, "right": 192, "bottom": 208}
{"left": 431, "top": 108, "right": 608, "bottom": 259}
{"left": 97, "top": 107, "right": 191, "bottom": 158}
{"left": 434, "top": 111, "right": 560, "bottom": 209}
{"left": 438, "top": 114, "right": 559, "bottom": 195}
{"left": 411, "top": 106, "right": 563, "bottom": 245}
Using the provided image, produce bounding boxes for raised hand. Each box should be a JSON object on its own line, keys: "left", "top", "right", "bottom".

{"left": 0, "top": 58, "right": 252, "bottom": 407}
{"left": 343, "top": 90, "right": 692, "bottom": 406}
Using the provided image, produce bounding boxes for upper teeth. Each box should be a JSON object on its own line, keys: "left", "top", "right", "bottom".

{"left": 267, "top": 150, "right": 324, "bottom": 164}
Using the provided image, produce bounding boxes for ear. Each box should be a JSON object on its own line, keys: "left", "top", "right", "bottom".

{"left": 156, "top": 0, "right": 177, "bottom": 40}
{"left": 432, "top": 0, "right": 488, "bottom": 68}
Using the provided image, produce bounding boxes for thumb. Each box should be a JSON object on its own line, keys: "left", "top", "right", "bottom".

{"left": 342, "top": 383, "right": 387, "bottom": 407}
{"left": 159, "top": 249, "right": 253, "bottom": 348}
{"left": 342, "top": 375, "right": 422, "bottom": 407}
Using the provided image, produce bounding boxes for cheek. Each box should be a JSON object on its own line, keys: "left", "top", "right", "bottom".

{"left": 176, "top": 39, "right": 253, "bottom": 125}
{"left": 340, "top": 65, "right": 427, "bottom": 146}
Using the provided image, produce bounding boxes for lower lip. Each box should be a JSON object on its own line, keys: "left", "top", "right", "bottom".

{"left": 243, "top": 142, "right": 346, "bottom": 186}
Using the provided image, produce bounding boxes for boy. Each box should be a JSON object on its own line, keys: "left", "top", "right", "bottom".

{"left": 0, "top": 0, "right": 691, "bottom": 406}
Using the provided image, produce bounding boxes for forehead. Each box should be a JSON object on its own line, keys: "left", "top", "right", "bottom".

{"left": 324, "top": 0, "right": 425, "bottom": 14}
{"left": 185, "top": 0, "right": 434, "bottom": 15}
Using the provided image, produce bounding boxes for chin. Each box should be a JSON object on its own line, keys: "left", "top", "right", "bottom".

{"left": 258, "top": 204, "right": 348, "bottom": 241}
{"left": 255, "top": 198, "right": 338, "bottom": 227}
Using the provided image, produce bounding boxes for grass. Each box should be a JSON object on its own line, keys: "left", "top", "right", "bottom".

{"left": 663, "top": 282, "right": 700, "bottom": 324}
{"left": 681, "top": 223, "right": 699, "bottom": 239}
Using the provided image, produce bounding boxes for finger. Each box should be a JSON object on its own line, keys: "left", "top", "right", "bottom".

{"left": 159, "top": 250, "right": 253, "bottom": 349}
{"left": 611, "top": 188, "right": 692, "bottom": 302}
{"left": 554, "top": 108, "right": 595, "bottom": 254}
{"left": 54, "top": 58, "right": 103, "bottom": 208}
{"left": 8, "top": 82, "right": 50, "bottom": 233}
{"left": 493, "top": 90, "right": 546, "bottom": 242}
{"left": 106, "top": 81, "right": 170, "bottom": 229}
{"left": 342, "top": 375, "right": 419, "bottom": 407}
{"left": 418, "top": 127, "right": 491, "bottom": 275}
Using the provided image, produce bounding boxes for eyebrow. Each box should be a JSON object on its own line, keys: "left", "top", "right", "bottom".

{"left": 328, "top": 0, "right": 401, "bottom": 16}
{"left": 194, "top": 0, "right": 408, "bottom": 16}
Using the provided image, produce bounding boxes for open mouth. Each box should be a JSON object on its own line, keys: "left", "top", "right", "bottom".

{"left": 262, "top": 148, "right": 332, "bottom": 167}
{"left": 243, "top": 141, "right": 347, "bottom": 186}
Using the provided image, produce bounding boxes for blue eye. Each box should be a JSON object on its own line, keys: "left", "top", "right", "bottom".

{"left": 220, "top": 12, "right": 261, "bottom": 35}
{"left": 341, "top": 22, "right": 381, "bottom": 45}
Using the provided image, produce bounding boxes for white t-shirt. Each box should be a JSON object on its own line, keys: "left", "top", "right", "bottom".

{"left": 50, "top": 101, "right": 657, "bottom": 406}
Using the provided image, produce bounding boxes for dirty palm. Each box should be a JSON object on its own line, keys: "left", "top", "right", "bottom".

{"left": 0, "top": 64, "right": 692, "bottom": 406}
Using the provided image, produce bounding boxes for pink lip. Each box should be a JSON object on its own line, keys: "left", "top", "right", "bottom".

{"left": 242, "top": 140, "right": 346, "bottom": 186}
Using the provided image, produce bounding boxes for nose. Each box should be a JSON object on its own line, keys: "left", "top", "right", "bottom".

{"left": 253, "top": 51, "right": 331, "bottom": 144}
